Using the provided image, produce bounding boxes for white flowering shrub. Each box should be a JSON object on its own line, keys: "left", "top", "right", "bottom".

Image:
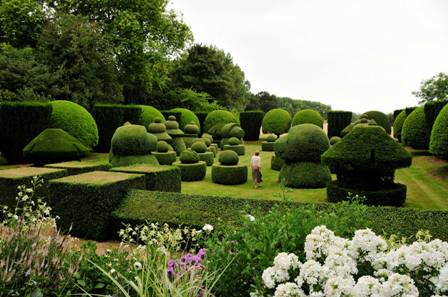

{"left": 258, "top": 226, "right": 448, "bottom": 297}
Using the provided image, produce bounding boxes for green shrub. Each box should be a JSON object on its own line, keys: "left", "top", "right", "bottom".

{"left": 23, "top": 128, "right": 90, "bottom": 164}
{"left": 198, "top": 151, "right": 214, "bottom": 166}
{"left": 191, "top": 141, "right": 208, "bottom": 153}
{"left": 270, "top": 155, "right": 284, "bottom": 171}
{"left": 152, "top": 151, "right": 177, "bottom": 165}
{"left": 220, "top": 123, "right": 245, "bottom": 139}
{"left": 211, "top": 165, "right": 247, "bottom": 185}
{"left": 157, "top": 140, "right": 173, "bottom": 153}
{"left": 204, "top": 110, "right": 239, "bottom": 135}
{"left": 165, "top": 115, "right": 184, "bottom": 134}
{"left": 424, "top": 100, "right": 448, "bottom": 130}
{"left": 261, "top": 142, "right": 275, "bottom": 151}
{"left": 200, "top": 137, "right": 212, "bottom": 147}
{"left": 228, "top": 137, "right": 241, "bottom": 145}
{"left": 401, "top": 107, "right": 430, "bottom": 149}
{"left": 111, "top": 165, "right": 181, "bottom": 192}
{"left": 261, "top": 108, "right": 291, "bottom": 135}
{"left": 239, "top": 111, "right": 264, "bottom": 140}
{"left": 361, "top": 110, "right": 391, "bottom": 135}
{"left": 147, "top": 118, "right": 172, "bottom": 141}
{"left": 171, "top": 137, "right": 187, "bottom": 156}
{"left": 109, "top": 154, "right": 159, "bottom": 167}
{"left": 392, "top": 110, "right": 408, "bottom": 141}
{"left": 170, "top": 108, "right": 200, "bottom": 130}
{"left": 329, "top": 136, "right": 341, "bottom": 145}
{"left": 91, "top": 104, "right": 142, "bottom": 152}
{"left": 430, "top": 104, "right": 448, "bottom": 159}
{"left": 341, "top": 118, "right": 378, "bottom": 137}
{"left": 111, "top": 124, "right": 157, "bottom": 156}
{"left": 184, "top": 122, "right": 200, "bottom": 135}
{"left": 274, "top": 135, "right": 288, "bottom": 158}
{"left": 49, "top": 171, "right": 146, "bottom": 240}
{"left": 44, "top": 158, "right": 112, "bottom": 175}
{"left": 393, "top": 109, "right": 404, "bottom": 122}
{"left": 0, "top": 101, "right": 52, "bottom": 163}
{"left": 174, "top": 161, "right": 207, "bottom": 181}
{"left": 292, "top": 109, "right": 324, "bottom": 128}
{"left": 223, "top": 144, "right": 245, "bottom": 156}
{"left": 279, "top": 162, "right": 331, "bottom": 188}
{"left": 265, "top": 134, "right": 278, "bottom": 142}
{"left": 218, "top": 150, "right": 239, "bottom": 165}
{"left": 327, "top": 111, "right": 352, "bottom": 138}
{"left": 50, "top": 100, "right": 98, "bottom": 149}
{"left": 179, "top": 149, "right": 200, "bottom": 164}
{"left": 137, "top": 105, "right": 165, "bottom": 127}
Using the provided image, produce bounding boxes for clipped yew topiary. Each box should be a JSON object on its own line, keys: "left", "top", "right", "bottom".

{"left": 212, "top": 150, "right": 247, "bottom": 185}
{"left": 276, "top": 124, "right": 331, "bottom": 188}
{"left": 223, "top": 136, "right": 245, "bottom": 155}
{"left": 341, "top": 118, "right": 377, "bottom": 137}
{"left": 183, "top": 121, "right": 200, "bottom": 148}
{"left": 240, "top": 111, "right": 264, "bottom": 140}
{"left": 262, "top": 108, "right": 291, "bottom": 136}
{"left": 219, "top": 123, "right": 245, "bottom": 149}
{"left": 392, "top": 110, "right": 408, "bottom": 142}
{"left": 174, "top": 149, "right": 207, "bottom": 181}
{"left": 292, "top": 109, "right": 324, "bottom": 128}
{"left": 327, "top": 111, "right": 352, "bottom": 138}
{"left": 322, "top": 125, "right": 412, "bottom": 206}
{"left": 165, "top": 115, "right": 186, "bottom": 156}
{"left": 430, "top": 104, "right": 448, "bottom": 160}
{"left": 137, "top": 105, "right": 165, "bottom": 127}
{"left": 361, "top": 110, "right": 391, "bottom": 135}
{"left": 153, "top": 140, "right": 176, "bottom": 165}
{"left": 50, "top": 100, "right": 99, "bottom": 149}
{"left": 147, "top": 118, "right": 172, "bottom": 142}
{"left": 401, "top": 107, "right": 430, "bottom": 149}
{"left": 170, "top": 108, "right": 200, "bottom": 130}
{"left": 329, "top": 136, "right": 341, "bottom": 146}
{"left": 204, "top": 110, "right": 239, "bottom": 137}
{"left": 271, "top": 134, "right": 287, "bottom": 171}
{"left": 191, "top": 141, "right": 214, "bottom": 166}
{"left": 424, "top": 100, "right": 448, "bottom": 131}
{"left": 261, "top": 134, "right": 277, "bottom": 151}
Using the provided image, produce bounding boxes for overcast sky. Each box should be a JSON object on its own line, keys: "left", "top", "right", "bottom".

{"left": 169, "top": 0, "right": 448, "bottom": 113}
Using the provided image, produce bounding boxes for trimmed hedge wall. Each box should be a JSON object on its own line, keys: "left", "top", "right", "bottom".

{"left": 279, "top": 162, "right": 331, "bottom": 188}
{"left": 0, "top": 101, "right": 53, "bottom": 163}
{"left": 430, "top": 104, "right": 448, "bottom": 159}
{"left": 92, "top": 104, "right": 142, "bottom": 152}
{"left": 212, "top": 164, "right": 248, "bottom": 185}
{"left": 240, "top": 111, "right": 264, "bottom": 141}
{"left": 45, "top": 158, "right": 112, "bottom": 175}
{"left": 327, "top": 111, "right": 352, "bottom": 138}
{"left": 48, "top": 171, "right": 146, "bottom": 240}
{"left": 424, "top": 100, "right": 448, "bottom": 130}
{"left": 174, "top": 161, "right": 207, "bottom": 181}
{"left": 401, "top": 107, "right": 430, "bottom": 149}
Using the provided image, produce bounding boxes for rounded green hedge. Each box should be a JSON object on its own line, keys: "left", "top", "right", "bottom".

{"left": 228, "top": 137, "right": 241, "bottom": 145}
{"left": 271, "top": 155, "right": 285, "bottom": 171}
{"left": 170, "top": 108, "right": 200, "bottom": 130}
{"left": 220, "top": 123, "right": 245, "bottom": 139}
{"left": 191, "top": 141, "right": 208, "bottom": 153}
{"left": 292, "top": 109, "right": 324, "bottom": 128}
{"left": 223, "top": 144, "right": 245, "bottom": 156}
{"left": 266, "top": 134, "right": 278, "bottom": 142}
{"left": 401, "top": 107, "right": 430, "bottom": 149}
{"left": 361, "top": 110, "right": 391, "bottom": 135}
{"left": 261, "top": 142, "right": 275, "bottom": 151}
{"left": 430, "top": 104, "right": 448, "bottom": 159}
{"left": 218, "top": 150, "right": 239, "bottom": 165}
{"left": 204, "top": 110, "right": 239, "bottom": 135}
{"left": 148, "top": 118, "right": 172, "bottom": 141}
{"left": 171, "top": 137, "right": 187, "bottom": 156}
{"left": 50, "top": 100, "right": 98, "bottom": 148}
{"left": 179, "top": 149, "right": 200, "bottom": 164}
{"left": 198, "top": 151, "right": 214, "bottom": 166}
{"left": 153, "top": 151, "right": 177, "bottom": 165}
{"left": 138, "top": 105, "right": 165, "bottom": 127}
{"left": 279, "top": 162, "right": 331, "bottom": 188}
{"left": 212, "top": 164, "right": 248, "bottom": 185}
{"left": 341, "top": 118, "right": 377, "bottom": 137}
{"left": 157, "top": 140, "right": 172, "bottom": 153}
{"left": 392, "top": 110, "right": 408, "bottom": 141}
{"left": 262, "top": 108, "right": 291, "bottom": 135}
{"left": 329, "top": 136, "right": 341, "bottom": 146}
{"left": 184, "top": 122, "right": 200, "bottom": 135}
{"left": 175, "top": 161, "right": 207, "bottom": 181}
{"left": 111, "top": 124, "right": 157, "bottom": 155}
{"left": 274, "top": 134, "right": 288, "bottom": 157}
{"left": 200, "top": 137, "right": 212, "bottom": 147}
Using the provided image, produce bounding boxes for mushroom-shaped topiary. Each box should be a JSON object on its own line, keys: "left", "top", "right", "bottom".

{"left": 360, "top": 110, "right": 391, "bottom": 135}
{"left": 261, "top": 133, "right": 278, "bottom": 151}
{"left": 137, "top": 105, "right": 165, "bottom": 127}
{"left": 174, "top": 149, "right": 207, "bottom": 181}
{"left": 170, "top": 108, "right": 200, "bottom": 130}
{"left": 430, "top": 104, "right": 448, "bottom": 160}
{"left": 212, "top": 150, "right": 247, "bottom": 185}
{"left": 204, "top": 110, "right": 239, "bottom": 138}
{"left": 329, "top": 136, "right": 341, "bottom": 146}
{"left": 292, "top": 109, "right": 324, "bottom": 128}
{"left": 191, "top": 141, "right": 214, "bottom": 166}
{"left": 276, "top": 124, "right": 331, "bottom": 188}
{"left": 262, "top": 108, "right": 291, "bottom": 136}
{"left": 392, "top": 110, "right": 408, "bottom": 142}
{"left": 153, "top": 140, "right": 176, "bottom": 165}
{"left": 179, "top": 149, "right": 200, "bottom": 164}
{"left": 109, "top": 124, "right": 159, "bottom": 167}
{"left": 23, "top": 128, "right": 91, "bottom": 164}
{"left": 322, "top": 125, "right": 412, "bottom": 206}
{"left": 401, "top": 107, "right": 430, "bottom": 149}
{"left": 165, "top": 115, "right": 186, "bottom": 156}
{"left": 147, "top": 118, "right": 172, "bottom": 142}
{"left": 183, "top": 121, "right": 200, "bottom": 148}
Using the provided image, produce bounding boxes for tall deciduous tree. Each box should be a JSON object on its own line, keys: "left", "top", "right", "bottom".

{"left": 413, "top": 72, "right": 448, "bottom": 103}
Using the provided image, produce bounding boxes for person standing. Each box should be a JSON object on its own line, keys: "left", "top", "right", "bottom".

{"left": 250, "top": 151, "right": 262, "bottom": 188}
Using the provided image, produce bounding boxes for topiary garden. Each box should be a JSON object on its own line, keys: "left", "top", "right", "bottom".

{"left": 165, "top": 115, "right": 186, "bottom": 155}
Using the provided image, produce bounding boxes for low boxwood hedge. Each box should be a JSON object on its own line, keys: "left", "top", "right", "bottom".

{"left": 211, "top": 164, "right": 248, "bottom": 185}
{"left": 152, "top": 151, "right": 177, "bottom": 165}
{"left": 174, "top": 161, "right": 207, "bottom": 181}
{"left": 223, "top": 144, "right": 245, "bottom": 156}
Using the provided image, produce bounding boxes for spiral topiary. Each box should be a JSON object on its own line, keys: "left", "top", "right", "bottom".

{"left": 204, "top": 110, "right": 239, "bottom": 136}
{"left": 401, "top": 107, "right": 430, "bottom": 149}
{"left": 292, "top": 109, "right": 324, "bottom": 128}
{"left": 218, "top": 150, "right": 239, "bottom": 166}
{"left": 361, "top": 110, "right": 391, "bottom": 135}
{"left": 430, "top": 104, "right": 448, "bottom": 159}
{"left": 170, "top": 108, "right": 200, "bottom": 130}
{"left": 191, "top": 141, "right": 208, "bottom": 153}
{"left": 50, "top": 100, "right": 99, "bottom": 148}
{"left": 392, "top": 110, "right": 408, "bottom": 142}
{"left": 262, "top": 108, "right": 291, "bottom": 136}
{"left": 138, "top": 105, "right": 165, "bottom": 127}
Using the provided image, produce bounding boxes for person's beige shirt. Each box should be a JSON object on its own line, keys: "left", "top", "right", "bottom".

{"left": 250, "top": 155, "right": 261, "bottom": 169}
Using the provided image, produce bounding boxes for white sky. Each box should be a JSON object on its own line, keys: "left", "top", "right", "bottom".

{"left": 169, "top": 0, "right": 448, "bottom": 113}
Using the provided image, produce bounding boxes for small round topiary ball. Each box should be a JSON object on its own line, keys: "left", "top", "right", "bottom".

{"left": 111, "top": 124, "right": 157, "bottom": 156}
{"left": 262, "top": 108, "right": 291, "bottom": 135}
{"left": 292, "top": 109, "right": 324, "bottom": 128}
{"left": 218, "top": 150, "right": 239, "bottom": 166}
{"left": 329, "top": 136, "right": 341, "bottom": 145}
{"left": 157, "top": 140, "right": 172, "bottom": 153}
{"left": 184, "top": 121, "right": 200, "bottom": 134}
{"left": 148, "top": 117, "right": 166, "bottom": 133}
{"left": 180, "top": 149, "right": 200, "bottom": 164}
{"left": 228, "top": 137, "right": 241, "bottom": 145}
{"left": 191, "top": 141, "right": 208, "bottom": 153}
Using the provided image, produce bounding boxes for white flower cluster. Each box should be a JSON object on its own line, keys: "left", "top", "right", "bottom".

{"left": 261, "top": 226, "right": 448, "bottom": 297}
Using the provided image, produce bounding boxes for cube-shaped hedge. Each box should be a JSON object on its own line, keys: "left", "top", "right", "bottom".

{"left": 0, "top": 167, "right": 67, "bottom": 208}
{"left": 111, "top": 165, "right": 181, "bottom": 192}
{"left": 48, "top": 171, "right": 145, "bottom": 240}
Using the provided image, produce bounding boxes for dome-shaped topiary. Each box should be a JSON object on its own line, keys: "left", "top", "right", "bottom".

{"left": 165, "top": 116, "right": 184, "bottom": 135}
{"left": 157, "top": 140, "right": 173, "bottom": 153}
{"left": 218, "top": 150, "right": 239, "bottom": 166}
{"left": 262, "top": 108, "right": 291, "bottom": 135}
{"left": 361, "top": 110, "right": 391, "bottom": 135}
{"left": 266, "top": 134, "right": 278, "bottom": 142}
{"left": 191, "top": 141, "right": 208, "bottom": 153}
{"left": 341, "top": 118, "right": 377, "bottom": 137}
{"left": 170, "top": 108, "right": 200, "bottom": 130}
{"left": 392, "top": 110, "right": 408, "bottom": 141}
{"left": 200, "top": 137, "right": 211, "bottom": 147}
{"left": 274, "top": 134, "right": 288, "bottom": 157}
{"left": 204, "top": 110, "right": 239, "bottom": 135}
{"left": 202, "top": 133, "right": 213, "bottom": 142}
{"left": 292, "top": 109, "right": 324, "bottom": 128}
{"left": 148, "top": 117, "right": 172, "bottom": 141}
{"left": 184, "top": 122, "right": 200, "bottom": 135}
{"left": 401, "top": 107, "right": 430, "bottom": 149}
{"left": 329, "top": 136, "right": 341, "bottom": 146}
{"left": 138, "top": 105, "right": 165, "bottom": 127}
{"left": 180, "top": 149, "right": 200, "bottom": 164}
{"left": 430, "top": 104, "right": 448, "bottom": 159}
{"left": 50, "top": 100, "right": 98, "bottom": 148}
{"left": 228, "top": 137, "right": 241, "bottom": 145}
{"left": 220, "top": 123, "right": 245, "bottom": 139}
{"left": 111, "top": 124, "right": 157, "bottom": 156}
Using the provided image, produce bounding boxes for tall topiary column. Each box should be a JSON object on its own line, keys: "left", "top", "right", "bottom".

{"left": 322, "top": 125, "right": 412, "bottom": 206}
{"left": 240, "top": 111, "right": 264, "bottom": 141}
{"left": 327, "top": 111, "right": 352, "bottom": 138}
{"left": 165, "top": 115, "right": 186, "bottom": 156}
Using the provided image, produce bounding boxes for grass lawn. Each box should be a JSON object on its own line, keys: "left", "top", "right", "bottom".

{"left": 182, "top": 142, "right": 448, "bottom": 210}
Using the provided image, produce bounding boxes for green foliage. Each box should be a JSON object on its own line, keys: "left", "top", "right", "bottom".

{"left": 424, "top": 100, "right": 448, "bottom": 130}
{"left": 195, "top": 112, "right": 208, "bottom": 135}
{"left": 430, "top": 104, "right": 448, "bottom": 159}
{"left": 184, "top": 122, "right": 200, "bottom": 135}
{"left": 266, "top": 134, "right": 278, "bottom": 142}
{"left": 179, "top": 149, "right": 200, "bottom": 164}
{"left": 292, "top": 109, "right": 324, "bottom": 128}
{"left": 23, "top": 128, "right": 90, "bottom": 164}
{"left": 154, "top": 88, "right": 222, "bottom": 113}
{"left": 153, "top": 151, "right": 177, "bottom": 165}
{"left": 262, "top": 108, "right": 291, "bottom": 135}
{"left": 270, "top": 155, "right": 284, "bottom": 171}
{"left": 157, "top": 141, "right": 172, "bottom": 153}
{"left": 137, "top": 105, "right": 165, "bottom": 127}
{"left": 50, "top": 100, "right": 99, "bottom": 149}
{"left": 239, "top": 111, "right": 264, "bottom": 141}
{"left": 175, "top": 161, "right": 207, "bottom": 181}
{"left": 341, "top": 118, "right": 378, "bottom": 137}
{"left": 109, "top": 154, "right": 159, "bottom": 168}
{"left": 361, "top": 110, "right": 391, "bottom": 135}
{"left": 329, "top": 136, "right": 341, "bottom": 145}
{"left": 169, "top": 108, "right": 200, "bottom": 130}
{"left": 204, "top": 110, "right": 239, "bottom": 135}
{"left": 392, "top": 110, "right": 408, "bottom": 141}
{"left": 327, "top": 111, "right": 353, "bottom": 138}
{"left": 111, "top": 124, "right": 157, "bottom": 156}
{"left": 0, "top": 101, "right": 52, "bottom": 162}
{"left": 218, "top": 150, "right": 239, "bottom": 166}
{"left": 228, "top": 137, "right": 241, "bottom": 145}
{"left": 212, "top": 164, "right": 248, "bottom": 185}
{"left": 147, "top": 118, "right": 172, "bottom": 142}
{"left": 191, "top": 141, "right": 207, "bottom": 153}
{"left": 171, "top": 137, "right": 187, "bottom": 156}
{"left": 393, "top": 109, "right": 404, "bottom": 122}
{"left": 412, "top": 72, "right": 448, "bottom": 103}
{"left": 279, "top": 162, "right": 331, "bottom": 188}
{"left": 261, "top": 142, "right": 275, "bottom": 151}
{"left": 223, "top": 144, "right": 245, "bottom": 156}
{"left": 401, "top": 107, "right": 430, "bottom": 149}
{"left": 198, "top": 151, "right": 214, "bottom": 166}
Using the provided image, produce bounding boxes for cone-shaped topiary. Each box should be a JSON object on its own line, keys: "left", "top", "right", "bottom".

{"left": 138, "top": 105, "right": 165, "bottom": 127}
{"left": 292, "top": 109, "right": 324, "bottom": 128}
{"left": 174, "top": 149, "right": 206, "bottom": 181}
{"left": 50, "top": 100, "right": 98, "bottom": 149}
{"left": 191, "top": 141, "right": 208, "bottom": 153}
{"left": 329, "top": 136, "right": 341, "bottom": 146}
{"left": 322, "top": 125, "right": 412, "bottom": 206}
{"left": 430, "top": 104, "right": 448, "bottom": 160}
{"left": 262, "top": 108, "right": 291, "bottom": 136}
{"left": 361, "top": 110, "right": 391, "bottom": 135}
{"left": 170, "top": 108, "right": 200, "bottom": 130}
{"left": 147, "top": 118, "right": 172, "bottom": 141}
{"left": 204, "top": 110, "right": 239, "bottom": 137}
{"left": 401, "top": 107, "right": 430, "bottom": 149}
{"left": 212, "top": 150, "right": 247, "bottom": 185}
{"left": 392, "top": 110, "right": 408, "bottom": 142}
{"left": 23, "top": 128, "right": 90, "bottom": 164}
